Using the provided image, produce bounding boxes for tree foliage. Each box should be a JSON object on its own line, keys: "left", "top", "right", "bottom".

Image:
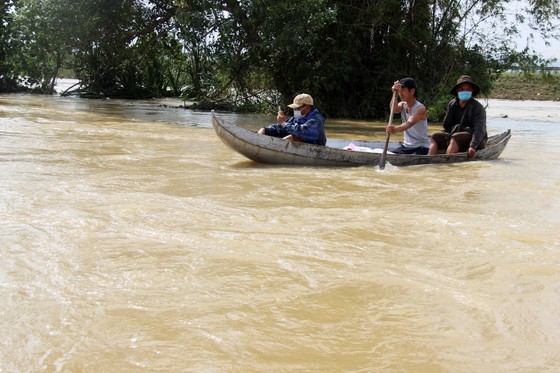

{"left": 1, "top": 0, "right": 20, "bottom": 92}
{"left": 2, "top": 0, "right": 558, "bottom": 118}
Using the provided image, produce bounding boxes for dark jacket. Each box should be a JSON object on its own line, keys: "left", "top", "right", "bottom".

{"left": 264, "top": 108, "right": 326, "bottom": 146}
{"left": 442, "top": 98, "right": 487, "bottom": 149}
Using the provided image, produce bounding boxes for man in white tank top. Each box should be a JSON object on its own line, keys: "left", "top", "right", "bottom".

{"left": 385, "top": 78, "right": 430, "bottom": 155}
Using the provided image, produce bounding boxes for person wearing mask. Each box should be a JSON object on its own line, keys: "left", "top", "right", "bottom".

{"left": 258, "top": 93, "right": 326, "bottom": 146}
{"left": 429, "top": 75, "right": 487, "bottom": 158}
{"left": 385, "top": 77, "right": 430, "bottom": 155}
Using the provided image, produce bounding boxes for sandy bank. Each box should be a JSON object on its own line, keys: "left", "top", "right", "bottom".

{"left": 485, "top": 99, "right": 560, "bottom": 122}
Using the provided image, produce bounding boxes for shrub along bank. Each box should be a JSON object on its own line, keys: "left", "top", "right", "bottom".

{"left": 489, "top": 73, "right": 560, "bottom": 101}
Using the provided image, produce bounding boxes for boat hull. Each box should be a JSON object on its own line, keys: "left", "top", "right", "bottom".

{"left": 212, "top": 112, "right": 511, "bottom": 167}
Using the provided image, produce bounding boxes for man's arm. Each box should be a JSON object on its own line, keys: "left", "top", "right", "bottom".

{"left": 387, "top": 104, "right": 426, "bottom": 133}
{"left": 469, "top": 103, "right": 487, "bottom": 149}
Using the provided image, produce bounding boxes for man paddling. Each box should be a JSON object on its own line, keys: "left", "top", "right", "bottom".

{"left": 258, "top": 93, "right": 326, "bottom": 146}
{"left": 385, "top": 77, "right": 430, "bottom": 155}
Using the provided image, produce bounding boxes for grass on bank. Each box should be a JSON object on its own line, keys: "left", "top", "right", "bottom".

{"left": 490, "top": 72, "right": 560, "bottom": 101}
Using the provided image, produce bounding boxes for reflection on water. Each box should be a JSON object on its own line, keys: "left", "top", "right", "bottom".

{"left": 1, "top": 93, "right": 559, "bottom": 372}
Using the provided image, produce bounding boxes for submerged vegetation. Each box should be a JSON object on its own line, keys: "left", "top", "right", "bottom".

{"left": 1, "top": 0, "right": 559, "bottom": 119}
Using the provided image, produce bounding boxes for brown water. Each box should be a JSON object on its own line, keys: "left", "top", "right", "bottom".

{"left": 1, "top": 93, "right": 559, "bottom": 372}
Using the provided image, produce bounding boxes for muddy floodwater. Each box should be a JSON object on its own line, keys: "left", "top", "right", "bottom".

{"left": 1, "top": 93, "right": 559, "bottom": 372}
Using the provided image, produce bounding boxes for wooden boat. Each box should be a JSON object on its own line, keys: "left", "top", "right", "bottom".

{"left": 212, "top": 112, "right": 511, "bottom": 167}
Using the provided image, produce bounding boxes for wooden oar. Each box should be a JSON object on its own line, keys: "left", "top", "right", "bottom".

{"left": 379, "top": 90, "right": 397, "bottom": 170}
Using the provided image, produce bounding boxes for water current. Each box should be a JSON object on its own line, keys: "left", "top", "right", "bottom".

{"left": 1, "top": 91, "right": 559, "bottom": 372}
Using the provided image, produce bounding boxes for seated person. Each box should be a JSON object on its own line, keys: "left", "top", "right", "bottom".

{"left": 258, "top": 93, "right": 326, "bottom": 146}
{"left": 429, "top": 75, "right": 487, "bottom": 158}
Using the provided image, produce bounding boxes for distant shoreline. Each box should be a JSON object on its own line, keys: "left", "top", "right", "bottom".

{"left": 52, "top": 78, "right": 560, "bottom": 122}
{"left": 489, "top": 73, "right": 559, "bottom": 101}
{"left": 485, "top": 99, "right": 560, "bottom": 122}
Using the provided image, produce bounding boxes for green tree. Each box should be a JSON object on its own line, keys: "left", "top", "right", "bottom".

{"left": 8, "top": 0, "right": 182, "bottom": 98}
{"left": 0, "top": 0, "right": 19, "bottom": 92}
{"left": 9, "top": 0, "right": 75, "bottom": 93}
{"left": 173, "top": 1, "right": 216, "bottom": 100}
{"left": 4, "top": 0, "right": 559, "bottom": 118}
{"left": 70, "top": 0, "right": 192, "bottom": 99}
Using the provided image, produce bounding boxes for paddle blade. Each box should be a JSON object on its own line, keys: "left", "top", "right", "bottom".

{"left": 378, "top": 134, "right": 391, "bottom": 170}
{"left": 379, "top": 90, "right": 397, "bottom": 170}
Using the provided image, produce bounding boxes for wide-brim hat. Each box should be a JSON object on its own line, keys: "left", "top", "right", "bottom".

{"left": 450, "top": 75, "right": 480, "bottom": 97}
{"left": 288, "top": 93, "right": 314, "bottom": 108}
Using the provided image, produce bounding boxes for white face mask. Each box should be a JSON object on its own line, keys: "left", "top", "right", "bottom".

{"left": 293, "top": 110, "right": 302, "bottom": 118}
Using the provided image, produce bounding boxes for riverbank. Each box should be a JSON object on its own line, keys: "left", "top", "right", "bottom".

{"left": 52, "top": 78, "right": 560, "bottom": 122}
{"left": 485, "top": 99, "right": 560, "bottom": 122}
{"left": 489, "top": 72, "right": 560, "bottom": 101}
